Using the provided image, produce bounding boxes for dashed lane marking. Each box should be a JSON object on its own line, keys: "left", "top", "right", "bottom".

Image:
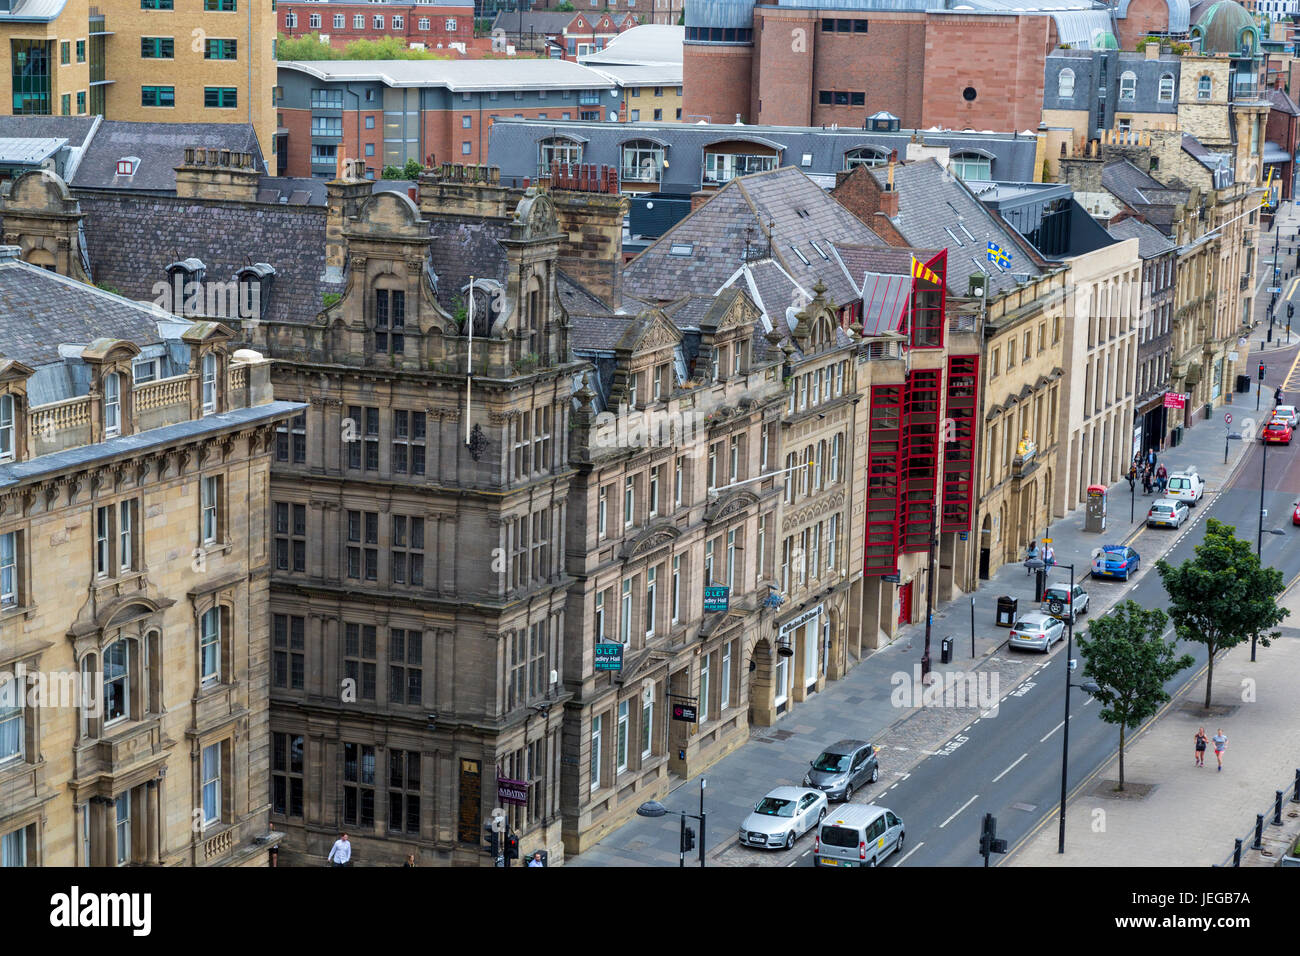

{"left": 1040, "top": 720, "right": 1065, "bottom": 743}
{"left": 893, "top": 841, "right": 925, "bottom": 866}
{"left": 992, "top": 753, "right": 1029, "bottom": 783}
{"left": 939, "top": 794, "right": 980, "bottom": 829}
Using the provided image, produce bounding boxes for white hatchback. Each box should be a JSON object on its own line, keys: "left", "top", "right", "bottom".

{"left": 1276, "top": 405, "right": 1299, "bottom": 428}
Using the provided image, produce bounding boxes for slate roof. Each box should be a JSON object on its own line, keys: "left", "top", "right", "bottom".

{"left": 427, "top": 215, "right": 510, "bottom": 311}
{"left": 74, "top": 192, "right": 337, "bottom": 324}
{"left": 71, "top": 121, "right": 266, "bottom": 193}
{"left": 491, "top": 10, "right": 628, "bottom": 34}
{"left": 487, "top": 118, "right": 1043, "bottom": 195}
{"left": 0, "top": 115, "right": 98, "bottom": 147}
{"left": 623, "top": 166, "right": 884, "bottom": 309}
{"left": 1266, "top": 86, "right": 1300, "bottom": 116}
{"left": 0, "top": 257, "right": 170, "bottom": 366}
{"left": 1107, "top": 217, "right": 1177, "bottom": 258}
{"left": 1098, "top": 158, "right": 1189, "bottom": 235}
{"left": 569, "top": 312, "right": 635, "bottom": 351}
{"left": 865, "top": 159, "right": 1043, "bottom": 296}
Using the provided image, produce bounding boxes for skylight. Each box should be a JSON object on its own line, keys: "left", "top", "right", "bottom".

{"left": 669, "top": 243, "right": 694, "bottom": 257}
{"left": 789, "top": 245, "right": 810, "bottom": 265}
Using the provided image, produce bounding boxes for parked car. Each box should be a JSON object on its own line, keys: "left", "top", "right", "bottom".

{"left": 1276, "top": 404, "right": 1299, "bottom": 427}
{"left": 1294, "top": 501, "right": 1300, "bottom": 526}
{"left": 1263, "top": 419, "right": 1293, "bottom": 445}
{"left": 1040, "top": 582, "right": 1089, "bottom": 623}
{"left": 803, "top": 739, "right": 880, "bottom": 802}
{"left": 1165, "top": 469, "right": 1204, "bottom": 506}
{"left": 813, "top": 804, "right": 905, "bottom": 868}
{"left": 1008, "top": 610, "right": 1066, "bottom": 653}
{"left": 1147, "top": 498, "right": 1189, "bottom": 529}
{"left": 1091, "top": 544, "right": 1140, "bottom": 580}
{"left": 739, "top": 786, "right": 828, "bottom": 850}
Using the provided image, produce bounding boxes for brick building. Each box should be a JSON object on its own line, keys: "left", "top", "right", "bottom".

{"left": 528, "top": 0, "right": 685, "bottom": 26}
{"left": 279, "top": 1, "right": 475, "bottom": 53}
{"left": 276, "top": 59, "right": 623, "bottom": 177}
{"left": 0, "top": 171, "right": 301, "bottom": 866}
{"left": 681, "top": 0, "right": 1187, "bottom": 132}
{"left": 490, "top": 9, "right": 638, "bottom": 59}
{"left": 1, "top": 0, "right": 276, "bottom": 161}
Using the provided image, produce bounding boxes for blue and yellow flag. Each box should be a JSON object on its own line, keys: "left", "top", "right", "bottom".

{"left": 987, "top": 241, "right": 1012, "bottom": 269}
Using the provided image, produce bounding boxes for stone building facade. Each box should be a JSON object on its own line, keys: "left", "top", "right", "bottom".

{"left": 0, "top": 228, "right": 297, "bottom": 867}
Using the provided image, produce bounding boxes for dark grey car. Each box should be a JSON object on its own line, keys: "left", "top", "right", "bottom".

{"left": 802, "top": 739, "right": 880, "bottom": 802}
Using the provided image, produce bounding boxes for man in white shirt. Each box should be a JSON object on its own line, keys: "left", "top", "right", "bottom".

{"left": 327, "top": 832, "right": 351, "bottom": 867}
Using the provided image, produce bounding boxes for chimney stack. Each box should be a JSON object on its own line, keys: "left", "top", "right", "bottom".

{"left": 324, "top": 158, "right": 374, "bottom": 278}
{"left": 174, "top": 146, "right": 261, "bottom": 203}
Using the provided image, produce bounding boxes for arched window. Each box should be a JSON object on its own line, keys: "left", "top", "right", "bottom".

{"left": 201, "top": 353, "right": 217, "bottom": 415}
{"left": 620, "top": 139, "right": 664, "bottom": 182}
{"left": 1119, "top": 71, "right": 1136, "bottom": 102}
{"left": 103, "top": 372, "right": 121, "bottom": 438}
{"left": 845, "top": 147, "right": 888, "bottom": 169}
{"left": 950, "top": 152, "right": 992, "bottom": 181}
{"left": 1158, "top": 72, "right": 1175, "bottom": 103}
{"left": 0, "top": 394, "right": 14, "bottom": 462}
{"left": 1057, "top": 68, "right": 1075, "bottom": 99}
{"left": 1198, "top": 75, "right": 1212, "bottom": 100}
{"left": 539, "top": 136, "right": 582, "bottom": 170}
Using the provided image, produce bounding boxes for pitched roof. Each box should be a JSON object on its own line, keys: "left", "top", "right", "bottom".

{"left": 75, "top": 192, "right": 337, "bottom": 325}
{"left": 427, "top": 214, "right": 510, "bottom": 311}
{"left": 624, "top": 166, "right": 883, "bottom": 309}
{"left": 580, "top": 25, "right": 684, "bottom": 66}
{"left": 0, "top": 256, "right": 169, "bottom": 367}
{"left": 1266, "top": 86, "right": 1300, "bottom": 117}
{"left": 866, "top": 159, "right": 1042, "bottom": 296}
{"left": 71, "top": 121, "right": 265, "bottom": 192}
{"left": 0, "top": 115, "right": 98, "bottom": 148}
{"left": 1107, "top": 217, "right": 1177, "bottom": 258}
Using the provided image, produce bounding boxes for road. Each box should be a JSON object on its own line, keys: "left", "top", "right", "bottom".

{"left": 782, "top": 372, "right": 1300, "bottom": 867}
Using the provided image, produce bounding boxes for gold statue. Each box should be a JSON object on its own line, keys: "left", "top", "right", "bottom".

{"left": 1017, "top": 431, "right": 1036, "bottom": 459}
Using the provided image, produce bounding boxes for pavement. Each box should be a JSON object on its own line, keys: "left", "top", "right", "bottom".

{"left": 1009, "top": 579, "right": 1300, "bottom": 868}
{"left": 569, "top": 335, "right": 1296, "bottom": 867}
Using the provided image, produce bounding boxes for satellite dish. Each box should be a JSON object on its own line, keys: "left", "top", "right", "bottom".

{"left": 609, "top": 110, "right": 618, "bottom": 122}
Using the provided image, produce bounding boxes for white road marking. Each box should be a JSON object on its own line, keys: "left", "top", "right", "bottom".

{"left": 992, "top": 753, "right": 1029, "bottom": 783}
{"left": 893, "top": 841, "right": 925, "bottom": 866}
{"left": 887, "top": 784, "right": 898, "bottom": 791}
{"left": 893, "top": 746, "right": 909, "bottom": 751}
{"left": 1041, "top": 720, "right": 1065, "bottom": 743}
{"left": 1083, "top": 696, "right": 1096, "bottom": 707}
{"left": 939, "top": 794, "right": 980, "bottom": 829}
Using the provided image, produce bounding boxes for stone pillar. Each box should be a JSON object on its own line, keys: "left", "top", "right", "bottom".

{"left": 146, "top": 780, "right": 160, "bottom": 864}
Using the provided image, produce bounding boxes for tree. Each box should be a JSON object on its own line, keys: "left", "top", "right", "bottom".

{"left": 1156, "top": 518, "right": 1288, "bottom": 709}
{"left": 402, "top": 158, "right": 424, "bottom": 180}
{"left": 1077, "top": 601, "right": 1193, "bottom": 790}
{"left": 276, "top": 32, "right": 338, "bottom": 61}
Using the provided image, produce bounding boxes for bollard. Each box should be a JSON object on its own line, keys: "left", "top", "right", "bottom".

{"left": 1233, "top": 838, "right": 1243, "bottom": 866}
{"left": 1275, "top": 791, "right": 1284, "bottom": 826}
{"left": 1293, "top": 768, "right": 1300, "bottom": 802}
{"left": 1253, "top": 814, "right": 1264, "bottom": 850}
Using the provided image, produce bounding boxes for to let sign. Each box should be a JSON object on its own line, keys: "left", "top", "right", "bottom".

{"left": 703, "top": 585, "right": 730, "bottom": 613}
{"left": 593, "top": 643, "right": 623, "bottom": 671}
{"left": 497, "top": 778, "right": 530, "bottom": 806}
{"left": 672, "top": 702, "right": 698, "bottom": 723}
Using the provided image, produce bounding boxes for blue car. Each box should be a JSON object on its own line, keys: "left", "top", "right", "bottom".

{"left": 1091, "top": 545, "right": 1140, "bottom": 580}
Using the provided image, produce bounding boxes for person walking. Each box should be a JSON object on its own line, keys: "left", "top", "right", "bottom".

{"left": 1146, "top": 447, "right": 1157, "bottom": 470}
{"left": 1275, "top": 386, "right": 1284, "bottom": 406}
{"left": 402, "top": 853, "right": 416, "bottom": 867}
{"left": 1156, "top": 463, "right": 1168, "bottom": 494}
{"left": 1211, "top": 728, "right": 1228, "bottom": 772}
{"left": 1142, "top": 468, "right": 1153, "bottom": 496}
{"left": 528, "top": 852, "right": 546, "bottom": 867}
{"left": 327, "top": 832, "right": 352, "bottom": 867}
{"left": 1194, "top": 727, "right": 1208, "bottom": 767}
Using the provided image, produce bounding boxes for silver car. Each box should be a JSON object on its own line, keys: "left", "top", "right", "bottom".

{"left": 739, "top": 786, "right": 829, "bottom": 850}
{"left": 1008, "top": 610, "right": 1066, "bottom": 653}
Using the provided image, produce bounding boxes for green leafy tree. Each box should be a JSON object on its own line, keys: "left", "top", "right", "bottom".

{"left": 1077, "top": 601, "right": 1193, "bottom": 790}
{"left": 342, "top": 36, "right": 439, "bottom": 60}
{"left": 382, "top": 165, "right": 404, "bottom": 180}
{"left": 1156, "top": 518, "right": 1288, "bottom": 709}
{"left": 402, "top": 158, "right": 424, "bottom": 179}
{"left": 276, "top": 32, "right": 340, "bottom": 60}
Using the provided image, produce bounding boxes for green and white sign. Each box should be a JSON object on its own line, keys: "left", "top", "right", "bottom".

{"left": 594, "top": 643, "right": 623, "bottom": 671}
{"left": 703, "top": 585, "right": 730, "bottom": 613}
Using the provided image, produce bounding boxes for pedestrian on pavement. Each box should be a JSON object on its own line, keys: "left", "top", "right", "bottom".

{"left": 528, "top": 852, "right": 546, "bottom": 867}
{"left": 1025, "top": 541, "right": 1038, "bottom": 574}
{"left": 1156, "top": 463, "right": 1168, "bottom": 493}
{"left": 1142, "top": 469, "right": 1153, "bottom": 496}
{"left": 1276, "top": 386, "right": 1284, "bottom": 406}
{"left": 1194, "top": 727, "right": 1208, "bottom": 767}
{"left": 402, "top": 853, "right": 416, "bottom": 867}
{"left": 1211, "top": 729, "right": 1228, "bottom": 772}
{"left": 327, "top": 832, "right": 351, "bottom": 867}
{"left": 1147, "top": 447, "right": 1158, "bottom": 470}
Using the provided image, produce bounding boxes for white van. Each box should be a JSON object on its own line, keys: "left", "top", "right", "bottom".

{"left": 813, "top": 804, "right": 905, "bottom": 867}
{"left": 1165, "top": 469, "right": 1204, "bottom": 506}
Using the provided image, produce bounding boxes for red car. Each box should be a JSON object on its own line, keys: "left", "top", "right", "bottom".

{"left": 1263, "top": 420, "right": 1293, "bottom": 445}
{"left": 1293, "top": 502, "right": 1300, "bottom": 526}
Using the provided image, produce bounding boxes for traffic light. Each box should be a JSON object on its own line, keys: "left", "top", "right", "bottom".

{"left": 978, "top": 813, "right": 1008, "bottom": 866}
{"left": 484, "top": 827, "right": 499, "bottom": 858}
{"left": 1260, "top": 362, "right": 1267, "bottom": 382}
{"left": 1288, "top": 303, "right": 1294, "bottom": 319}
{"left": 681, "top": 826, "right": 696, "bottom": 854}
{"left": 504, "top": 833, "right": 520, "bottom": 861}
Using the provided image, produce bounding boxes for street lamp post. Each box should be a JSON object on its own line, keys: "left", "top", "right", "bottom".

{"left": 637, "top": 777, "right": 707, "bottom": 867}
{"left": 921, "top": 502, "right": 938, "bottom": 684}
{"left": 1254, "top": 430, "right": 1286, "bottom": 661}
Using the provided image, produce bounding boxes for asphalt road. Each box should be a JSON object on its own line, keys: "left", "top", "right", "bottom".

{"left": 789, "top": 403, "right": 1300, "bottom": 868}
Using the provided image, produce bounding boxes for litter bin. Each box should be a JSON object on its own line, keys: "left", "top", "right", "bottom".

{"left": 940, "top": 636, "right": 954, "bottom": 664}
{"left": 1170, "top": 426, "right": 1183, "bottom": 447}
{"left": 996, "top": 596, "right": 1018, "bottom": 627}
{"left": 1237, "top": 373, "right": 1252, "bottom": 394}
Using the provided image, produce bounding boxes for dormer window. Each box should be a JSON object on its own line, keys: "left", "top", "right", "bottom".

{"left": 104, "top": 373, "right": 121, "bottom": 438}
{"left": 201, "top": 353, "right": 217, "bottom": 415}
{"left": 236, "top": 263, "right": 275, "bottom": 323}
{"left": 0, "top": 395, "right": 13, "bottom": 462}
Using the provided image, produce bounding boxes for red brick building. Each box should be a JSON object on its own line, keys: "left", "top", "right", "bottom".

{"left": 279, "top": 2, "right": 475, "bottom": 52}
{"left": 683, "top": 0, "right": 1186, "bottom": 131}
{"left": 530, "top": 0, "right": 685, "bottom": 26}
